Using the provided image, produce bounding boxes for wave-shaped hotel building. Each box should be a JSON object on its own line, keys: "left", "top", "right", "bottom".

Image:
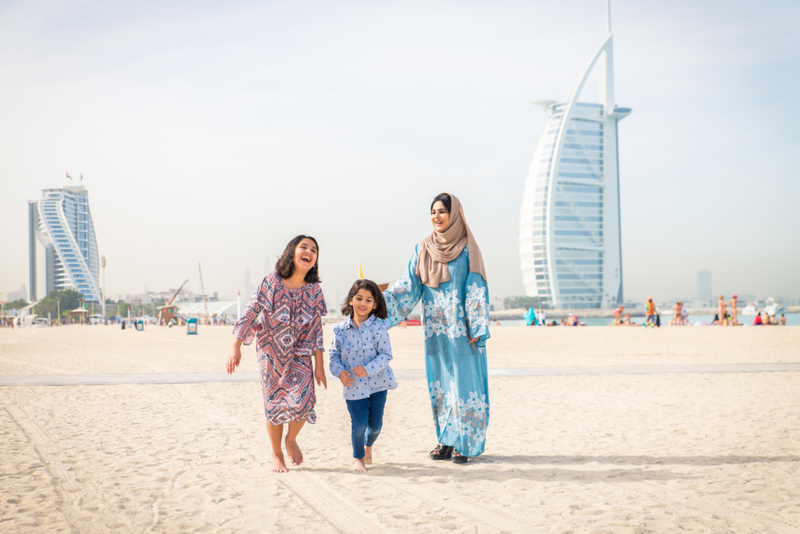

{"left": 519, "top": 5, "right": 631, "bottom": 309}
{"left": 28, "top": 184, "right": 102, "bottom": 303}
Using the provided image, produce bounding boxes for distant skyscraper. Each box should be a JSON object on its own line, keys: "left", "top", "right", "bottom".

{"left": 29, "top": 184, "right": 101, "bottom": 302}
{"left": 244, "top": 266, "right": 255, "bottom": 298}
{"left": 697, "top": 270, "right": 712, "bottom": 301}
{"left": 519, "top": 1, "right": 631, "bottom": 309}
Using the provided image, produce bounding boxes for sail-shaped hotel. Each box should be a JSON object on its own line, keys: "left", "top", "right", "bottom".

{"left": 519, "top": 4, "right": 631, "bottom": 309}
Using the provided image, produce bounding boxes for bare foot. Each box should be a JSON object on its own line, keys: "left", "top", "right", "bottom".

{"left": 271, "top": 454, "right": 289, "bottom": 473}
{"left": 285, "top": 438, "right": 303, "bottom": 467}
{"left": 364, "top": 445, "right": 373, "bottom": 465}
{"left": 353, "top": 458, "right": 367, "bottom": 472}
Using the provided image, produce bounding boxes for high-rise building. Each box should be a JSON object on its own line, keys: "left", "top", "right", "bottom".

{"left": 518, "top": 3, "right": 631, "bottom": 309}
{"left": 696, "top": 271, "right": 712, "bottom": 302}
{"left": 28, "top": 184, "right": 102, "bottom": 303}
{"left": 244, "top": 266, "right": 256, "bottom": 299}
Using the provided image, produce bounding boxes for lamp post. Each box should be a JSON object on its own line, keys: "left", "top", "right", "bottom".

{"left": 101, "top": 256, "right": 106, "bottom": 318}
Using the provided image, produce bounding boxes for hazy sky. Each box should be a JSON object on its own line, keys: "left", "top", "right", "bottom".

{"left": 2, "top": 0, "right": 799, "bottom": 307}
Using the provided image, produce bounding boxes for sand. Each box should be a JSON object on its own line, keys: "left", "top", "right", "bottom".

{"left": 1, "top": 324, "right": 799, "bottom": 533}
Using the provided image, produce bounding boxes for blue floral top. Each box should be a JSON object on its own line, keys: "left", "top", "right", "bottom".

{"left": 328, "top": 315, "right": 398, "bottom": 400}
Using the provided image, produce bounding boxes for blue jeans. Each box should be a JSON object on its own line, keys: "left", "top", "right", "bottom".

{"left": 345, "top": 390, "right": 387, "bottom": 459}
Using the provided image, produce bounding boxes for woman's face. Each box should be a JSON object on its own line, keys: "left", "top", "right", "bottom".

{"left": 431, "top": 201, "right": 450, "bottom": 233}
{"left": 293, "top": 238, "right": 318, "bottom": 273}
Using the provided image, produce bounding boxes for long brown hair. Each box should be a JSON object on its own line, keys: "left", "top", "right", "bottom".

{"left": 341, "top": 279, "right": 387, "bottom": 319}
{"left": 274, "top": 235, "right": 321, "bottom": 283}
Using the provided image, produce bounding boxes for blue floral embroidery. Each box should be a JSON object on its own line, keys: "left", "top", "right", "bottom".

{"left": 423, "top": 289, "right": 467, "bottom": 340}
{"left": 429, "top": 380, "right": 490, "bottom": 446}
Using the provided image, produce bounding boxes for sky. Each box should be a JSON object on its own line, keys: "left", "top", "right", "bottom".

{"left": 1, "top": 0, "right": 799, "bottom": 307}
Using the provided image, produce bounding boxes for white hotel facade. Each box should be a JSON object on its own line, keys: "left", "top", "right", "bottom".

{"left": 28, "top": 184, "right": 102, "bottom": 303}
{"left": 519, "top": 8, "right": 631, "bottom": 309}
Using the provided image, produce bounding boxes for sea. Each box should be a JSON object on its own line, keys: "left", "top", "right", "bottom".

{"left": 498, "top": 313, "right": 800, "bottom": 327}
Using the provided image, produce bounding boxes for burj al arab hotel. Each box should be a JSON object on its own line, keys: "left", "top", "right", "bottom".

{"left": 519, "top": 2, "right": 631, "bottom": 309}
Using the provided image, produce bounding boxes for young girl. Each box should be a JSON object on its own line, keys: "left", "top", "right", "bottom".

{"left": 329, "top": 279, "right": 397, "bottom": 472}
{"left": 226, "top": 235, "right": 327, "bottom": 474}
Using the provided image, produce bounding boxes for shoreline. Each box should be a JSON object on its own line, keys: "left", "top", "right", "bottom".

{"left": 488, "top": 305, "right": 800, "bottom": 320}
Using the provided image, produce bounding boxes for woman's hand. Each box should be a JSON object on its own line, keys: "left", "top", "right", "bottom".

{"left": 226, "top": 342, "right": 242, "bottom": 374}
{"left": 338, "top": 370, "right": 354, "bottom": 387}
{"left": 353, "top": 366, "right": 367, "bottom": 378}
{"left": 315, "top": 365, "right": 328, "bottom": 389}
{"left": 468, "top": 336, "right": 478, "bottom": 347}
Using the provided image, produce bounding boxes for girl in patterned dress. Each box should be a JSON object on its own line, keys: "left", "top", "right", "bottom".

{"left": 329, "top": 279, "right": 397, "bottom": 472}
{"left": 226, "top": 235, "right": 328, "bottom": 473}
{"left": 383, "top": 193, "right": 490, "bottom": 464}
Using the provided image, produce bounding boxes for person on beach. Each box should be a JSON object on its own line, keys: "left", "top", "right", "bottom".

{"left": 226, "top": 235, "right": 327, "bottom": 474}
{"left": 383, "top": 193, "right": 490, "bottom": 465}
{"left": 718, "top": 296, "right": 727, "bottom": 326}
{"left": 671, "top": 302, "right": 681, "bottom": 326}
{"left": 645, "top": 297, "right": 656, "bottom": 326}
{"left": 613, "top": 305, "right": 624, "bottom": 325}
{"left": 729, "top": 295, "right": 738, "bottom": 326}
{"left": 329, "top": 279, "right": 397, "bottom": 473}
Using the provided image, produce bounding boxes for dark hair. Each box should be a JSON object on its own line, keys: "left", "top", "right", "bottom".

{"left": 430, "top": 193, "right": 452, "bottom": 214}
{"left": 341, "top": 279, "right": 387, "bottom": 320}
{"left": 275, "top": 235, "right": 321, "bottom": 283}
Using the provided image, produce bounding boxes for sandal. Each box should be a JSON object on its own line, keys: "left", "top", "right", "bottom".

{"left": 452, "top": 450, "right": 469, "bottom": 464}
{"left": 430, "top": 444, "right": 454, "bottom": 461}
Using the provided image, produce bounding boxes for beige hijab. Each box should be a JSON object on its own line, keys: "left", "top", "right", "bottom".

{"left": 416, "top": 193, "right": 487, "bottom": 288}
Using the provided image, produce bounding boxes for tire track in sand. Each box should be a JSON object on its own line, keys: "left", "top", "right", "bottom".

{"left": 377, "top": 475, "right": 535, "bottom": 533}
{"left": 1, "top": 389, "right": 132, "bottom": 532}
{"left": 278, "top": 471, "right": 387, "bottom": 533}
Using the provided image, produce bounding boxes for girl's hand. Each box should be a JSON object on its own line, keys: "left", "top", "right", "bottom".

{"left": 226, "top": 344, "right": 242, "bottom": 374}
{"left": 315, "top": 365, "right": 327, "bottom": 389}
{"left": 339, "top": 370, "right": 354, "bottom": 387}
{"left": 353, "top": 366, "right": 367, "bottom": 378}
{"left": 468, "top": 336, "right": 478, "bottom": 347}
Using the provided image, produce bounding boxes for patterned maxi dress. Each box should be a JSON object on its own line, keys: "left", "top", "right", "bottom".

{"left": 232, "top": 272, "right": 327, "bottom": 424}
{"left": 384, "top": 245, "right": 490, "bottom": 456}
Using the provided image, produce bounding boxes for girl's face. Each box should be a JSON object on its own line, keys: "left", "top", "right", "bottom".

{"left": 350, "top": 288, "right": 377, "bottom": 321}
{"left": 293, "top": 238, "right": 318, "bottom": 273}
{"left": 431, "top": 201, "right": 450, "bottom": 233}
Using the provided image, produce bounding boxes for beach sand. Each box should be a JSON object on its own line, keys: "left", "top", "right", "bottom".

{"left": 1, "top": 324, "right": 799, "bottom": 533}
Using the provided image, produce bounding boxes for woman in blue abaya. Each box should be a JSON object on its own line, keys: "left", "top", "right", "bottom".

{"left": 383, "top": 193, "right": 490, "bottom": 464}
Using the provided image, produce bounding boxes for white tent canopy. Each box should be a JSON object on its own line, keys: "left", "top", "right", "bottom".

{"left": 176, "top": 301, "right": 239, "bottom": 318}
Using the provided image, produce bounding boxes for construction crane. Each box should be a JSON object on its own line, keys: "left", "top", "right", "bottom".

{"left": 167, "top": 279, "right": 189, "bottom": 306}
{"left": 198, "top": 263, "right": 209, "bottom": 322}
{"left": 157, "top": 279, "right": 189, "bottom": 325}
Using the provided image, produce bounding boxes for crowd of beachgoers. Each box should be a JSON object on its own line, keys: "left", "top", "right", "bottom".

{"left": 609, "top": 294, "right": 788, "bottom": 327}
{"left": 516, "top": 294, "right": 791, "bottom": 328}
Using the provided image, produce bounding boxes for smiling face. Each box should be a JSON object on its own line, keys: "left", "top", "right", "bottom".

{"left": 293, "top": 238, "right": 318, "bottom": 274}
{"left": 431, "top": 200, "right": 450, "bottom": 233}
{"left": 349, "top": 288, "right": 377, "bottom": 322}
